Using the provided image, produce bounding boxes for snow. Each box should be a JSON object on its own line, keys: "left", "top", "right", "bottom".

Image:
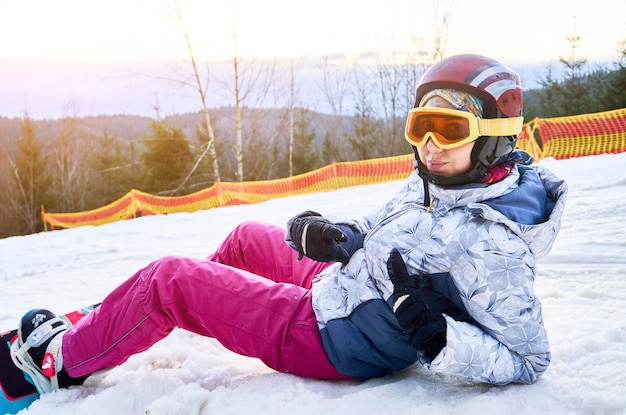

{"left": 2, "top": 152, "right": 626, "bottom": 415}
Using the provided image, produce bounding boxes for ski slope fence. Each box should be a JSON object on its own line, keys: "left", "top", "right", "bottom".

{"left": 41, "top": 107, "right": 626, "bottom": 230}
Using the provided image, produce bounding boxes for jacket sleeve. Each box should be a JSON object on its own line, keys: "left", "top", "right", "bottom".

{"left": 336, "top": 172, "right": 423, "bottom": 233}
{"left": 426, "top": 248, "right": 550, "bottom": 385}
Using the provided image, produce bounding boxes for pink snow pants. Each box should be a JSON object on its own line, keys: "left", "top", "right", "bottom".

{"left": 62, "top": 221, "right": 351, "bottom": 380}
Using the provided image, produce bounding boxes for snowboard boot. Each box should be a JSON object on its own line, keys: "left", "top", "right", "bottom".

{"left": 10, "top": 309, "right": 86, "bottom": 393}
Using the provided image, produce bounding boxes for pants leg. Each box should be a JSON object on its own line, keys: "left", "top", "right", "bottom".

{"left": 62, "top": 224, "right": 348, "bottom": 380}
{"left": 206, "top": 221, "right": 330, "bottom": 288}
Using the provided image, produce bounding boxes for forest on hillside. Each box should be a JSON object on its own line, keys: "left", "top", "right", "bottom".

{"left": 1, "top": 39, "right": 625, "bottom": 238}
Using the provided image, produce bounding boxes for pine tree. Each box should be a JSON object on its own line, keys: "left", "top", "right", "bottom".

{"left": 141, "top": 119, "right": 194, "bottom": 194}
{"left": 292, "top": 108, "right": 319, "bottom": 175}
{"left": 555, "top": 21, "right": 588, "bottom": 116}
{"left": 597, "top": 39, "right": 626, "bottom": 110}
{"left": 88, "top": 131, "right": 132, "bottom": 206}
{"left": 8, "top": 115, "right": 51, "bottom": 234}
{"left": 348, "top": 98, "right": 384, "bottom": 160}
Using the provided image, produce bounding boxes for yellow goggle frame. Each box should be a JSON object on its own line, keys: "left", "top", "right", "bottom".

{"left": 404, "top": 107, "right": 524, "bottom": 149}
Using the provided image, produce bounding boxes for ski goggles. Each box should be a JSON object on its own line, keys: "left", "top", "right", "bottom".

{"left": 404, "top": 107, "right": 524, "bottom": 149}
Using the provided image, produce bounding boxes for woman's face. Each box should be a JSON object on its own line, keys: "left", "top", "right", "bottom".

{"left": 416, "top": 96, "right": 475, "bottom": 178}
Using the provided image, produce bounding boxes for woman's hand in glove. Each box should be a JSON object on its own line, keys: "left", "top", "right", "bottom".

{"left": 289, "top": 211, "right": 351, "bottom": 265}
{"left": 387, "top": 248, "right": 447, "bottom": 361}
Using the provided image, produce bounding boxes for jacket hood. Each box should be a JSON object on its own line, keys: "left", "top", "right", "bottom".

{"left": 426, "top": 164, "right": 567, "bottom": 258}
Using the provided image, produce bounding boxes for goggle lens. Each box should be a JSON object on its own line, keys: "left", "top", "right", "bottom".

{"left": 404, "top": 107, "right": 524, "bottom": 150}
{"left": 412, "top": 113, "right": 471, "bottom": 142}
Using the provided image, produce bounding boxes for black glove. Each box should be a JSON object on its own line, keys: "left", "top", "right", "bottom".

{"left": 289, "top": 211, "right": 351, "bottom": 265}
{"left": 387, "top": 248, "right": 447, "bottom": 361}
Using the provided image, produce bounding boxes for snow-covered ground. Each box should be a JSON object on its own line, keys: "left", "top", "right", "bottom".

{"left": 1, "top": 152, "right": 625, "bottom": 415}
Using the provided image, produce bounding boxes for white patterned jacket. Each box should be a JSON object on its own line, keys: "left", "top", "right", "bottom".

{"left": 300, "top": 159, "right": 567, "bottom": 385}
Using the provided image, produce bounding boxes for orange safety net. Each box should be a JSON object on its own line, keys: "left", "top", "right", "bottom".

{"left": 42, "top": 154, "right": 415, "bottom": 230}
{"left": 524, "top": 108, "right": 626, "bottom": 160}
{"left": 41, "top": 107, "right": 626, "bottom": 230}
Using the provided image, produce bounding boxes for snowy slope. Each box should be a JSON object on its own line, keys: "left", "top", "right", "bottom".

{"left": 1, "top": 153, "right": 625, "bottom": 415}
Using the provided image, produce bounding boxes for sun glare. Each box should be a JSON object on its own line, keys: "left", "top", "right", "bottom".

{"left": 1, "top": 0, "right": 624, "bottom": 64}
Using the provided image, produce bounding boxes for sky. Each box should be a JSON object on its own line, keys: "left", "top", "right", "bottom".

{"left": 1, "top": 0, "right": 625, "bottom": 118}
{"left": 1, "top": 152, "right": 625, "bottom": 414}
{"left": 2, "top": 0, "right": 624, "bottom": 64}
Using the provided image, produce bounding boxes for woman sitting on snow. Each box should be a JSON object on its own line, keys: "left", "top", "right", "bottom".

{"left": 12, "top": 54, "right": 567, "bottom": 391}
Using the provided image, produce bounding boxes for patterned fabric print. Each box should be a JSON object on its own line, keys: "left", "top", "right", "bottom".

{"left": 312, "top": 252, "right": 381, "bottom": 325}
{"left": 479, "top": 150, "right": 535, "bottom": 184}
{"left": 479, "top": 163, "right": 513, "bottom": 184}
{"left": 312, "top": 158, "right": 568, "bottom": 385}
{"left": 419, "top": 88, "right": 484, "bottom": 116}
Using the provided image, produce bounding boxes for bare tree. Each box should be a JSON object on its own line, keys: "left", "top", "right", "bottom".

{"left": 266, "top": 56, "right": 305, "bottom": 178}
{"left": 231, "top": 4, "right": 244, "bottom": 182}
{"left": 431, "top": 0, "right": 456, "bottom": 62}
{"left": 373, "top": 40, "right": 414, "bottom": 154}
{"left": 228, "top": 3, "right": 276, "bottom": 181}
{"left": 285, "top": 57, "right": 307, "bottom": 177}
{"left": 370, "top": 0, "right": 454, "bottom": 155}
{"left": 319, "top": 55, "right": 353, "bottom": 161}
{"left": 171, "top": 0, "right": 221, "bottom": 193}
{"left": 50, "top": 103, "right": 94, "bottom": 212}
{"left": 289, "top": 58, "right": 295, "bottom": 177}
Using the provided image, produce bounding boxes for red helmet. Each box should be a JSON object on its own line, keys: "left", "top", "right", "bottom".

{"left": 412, "top": 54, "right": 524, "bottom": 186}
{"left": 414, "top": 54, "right": 523, "bottom": 118}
